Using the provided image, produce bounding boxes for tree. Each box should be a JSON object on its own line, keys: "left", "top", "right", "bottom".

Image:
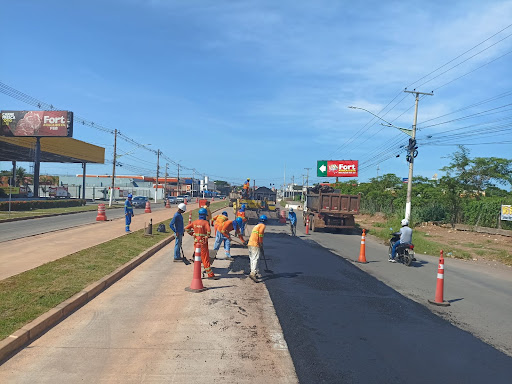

{"left": 442, "top": 146, "right": 512, "bottom": 194}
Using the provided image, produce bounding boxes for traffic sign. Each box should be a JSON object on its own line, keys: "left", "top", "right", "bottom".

{"left": 317, "top": 160, "right": 358, "bottom": 177}
{"left": 317, "top": 161, "right": 327, "bottom": 177}
{"left": 402, "top": 178, "right": 408, "bottom": 183}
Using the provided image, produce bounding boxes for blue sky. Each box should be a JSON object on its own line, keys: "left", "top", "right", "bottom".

{"left": 1, "top": 0, "right": 512, "bottom": 188}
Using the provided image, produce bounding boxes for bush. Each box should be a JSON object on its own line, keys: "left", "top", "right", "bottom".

{"left": 415, "top": 203, "right": 448, "bottom": 223}
{"left": 0, "top": 199, "right": 86, "bottom": 211}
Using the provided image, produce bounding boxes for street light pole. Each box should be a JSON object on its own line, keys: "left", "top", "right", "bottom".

{"left": 155, "top": 149, "right": 160, "bottom": 203}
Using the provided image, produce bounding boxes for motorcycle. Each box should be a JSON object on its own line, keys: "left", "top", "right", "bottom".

{"left": 389, "top": 231, "right": 415, "bottom": 266}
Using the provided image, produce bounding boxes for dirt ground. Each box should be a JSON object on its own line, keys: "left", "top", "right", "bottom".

{"left": 356, "top": 214, "right": 512, "bottom": 268}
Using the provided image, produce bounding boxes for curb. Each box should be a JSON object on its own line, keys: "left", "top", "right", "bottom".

{"left": 0, "top": 234, "right": 176, "bottom": 363}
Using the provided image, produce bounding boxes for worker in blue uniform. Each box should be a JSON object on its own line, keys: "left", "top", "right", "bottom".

{"left": 125, "top": 194, "right": 134, "bottom": 232}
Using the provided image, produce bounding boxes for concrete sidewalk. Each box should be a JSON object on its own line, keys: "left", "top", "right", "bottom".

{"left": 0, "top": 203, "right": 198, "bottom": 280}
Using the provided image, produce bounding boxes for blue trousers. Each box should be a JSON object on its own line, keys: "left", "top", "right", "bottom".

{"left": 174, "top": 233, "right": 183, "bottom": 260}
{"left": 125, "top": 214, "right": 132, "bottom": 231}
{"left": 213, "top": 231, "right": 231, "bottom": 255}
{"left": 391, "top": 240, "right": 409, "bottom": 259}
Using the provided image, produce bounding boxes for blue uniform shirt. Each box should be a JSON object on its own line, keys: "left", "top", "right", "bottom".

{"left": 125, "top": 199, "right": 133, "bottom": 215}
{"left": 288, "top": 212, "right": 297, "bottom": 225}
{"left": 170, "top": 211, "right": 184, "bottom": 235}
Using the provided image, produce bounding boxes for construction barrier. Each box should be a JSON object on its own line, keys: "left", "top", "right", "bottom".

{"left": 357, "top": 229, "right": 368, "bottom": 263}
{"left": 145, "top": 201, "right": 152, "bottom": 213}
{"left": 306, "top": 217, "right": 310, "bottom": 235}
{"left": 428, "top": 250, "right": 450, "bottom": 306}
{"left": 96, "top": 204, "right": 107, "bottom": 221}
{"left": 185, "top": 245, "right": 207, "bottom": 293}
{"left": 165, "top": 199, "right": 170, "bottom": 208}
{"left": 199, "top": 199, "right": 207, "bottom": 208}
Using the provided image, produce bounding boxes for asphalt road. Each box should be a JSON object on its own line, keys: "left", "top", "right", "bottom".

{"left": 0, "top": 203, "right": 169, "bottom": 242}
{"left": 262, "top": 223, "right": 512, "bottom": 383}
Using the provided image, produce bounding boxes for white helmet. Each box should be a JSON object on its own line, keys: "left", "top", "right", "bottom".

{"left": 178, "top": 203, "right": 187, "bottom": 212}
{"left": 401, "top": 219, "right": 409, "bottom": 226}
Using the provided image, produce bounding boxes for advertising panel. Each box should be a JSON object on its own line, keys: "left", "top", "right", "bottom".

{"left": 501, "top": 205, "right": 512, "bottom": 221}
{"left": 1, "top": 110, "right": 73, "bottom": 137}
{"left": 317, "top": 160, "right": 358, "bottom": 177}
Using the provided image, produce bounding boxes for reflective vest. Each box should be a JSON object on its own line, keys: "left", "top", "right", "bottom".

{"left": 248, "top": 223, "right": 265, "bottom": 247}
{"left": 185, "top": 219, "right": 211, "bottom": 244}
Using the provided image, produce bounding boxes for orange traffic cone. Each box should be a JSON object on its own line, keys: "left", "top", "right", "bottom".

{"left": 212, "top": 196, "right": 215, "bottom": 201}
{"left": 165, "top": 199, "right": 170, "bottom": 208}
{"left": 185, "top": 245, "right": 207, "bottom": 292}
{"left": 184, "top": 198, "right": 188, "bottom": 205}
{"left": 357, "top": 229, "right": 368, "bottom": 263}
{"left": 96, "top": 203, "right": 107, "bottom": 221}
{"left": 189, "top": 212, "right": 192, "bottom": 225}
{"left": 428, "top": 250, "right": 450, "bottom": 306}
{"left": 306, "top": 217, "right": 310, "bottom": 235}
{"left": 145, "top": 201, "right": 152, "bottom": 213}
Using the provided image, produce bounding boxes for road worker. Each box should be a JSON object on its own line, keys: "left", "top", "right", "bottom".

{"left": 169, "top": 203, "right": 187, "bottom": 262}
{"left": 212, "top": 211, "right": 229, "bottom": 235}
{"left": 185, "top": 207, "right": 218, "bottom": 279}
{"left": 213, "top": 217, "right": 246, "bottom": 260}
{"left": 203, "top": 200, "right": 212, "bottom": 223}
{"left": 248, "top": 215, "right": 267, "bottom": 281}
{"left": 236, "top": 204, "right": 248, "bottom": 235}
{"left": 124, "top": 194, "right": 134, "bottom": 232}
{"left": 288, "top": 208, "right": 297, "bottom": 236}
{"left": 242, "top": 178, "right": 250, "bottom": 198}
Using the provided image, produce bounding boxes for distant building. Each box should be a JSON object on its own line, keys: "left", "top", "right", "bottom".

{"left": 253, "top": 186, "right": 277, "bottom": 201}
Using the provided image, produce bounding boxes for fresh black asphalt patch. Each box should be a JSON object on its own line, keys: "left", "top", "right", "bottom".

{"left": 262, "top": 232, "right": 512, "bottom": 384}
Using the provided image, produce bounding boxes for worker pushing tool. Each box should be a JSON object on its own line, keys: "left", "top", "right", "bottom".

{"left": 185, "top": 208, "right": 218, "bottom": 279}
{"left": 248, "top": 214, "right": 267, "bottom": 282}
{"left": 124, "top": 194, "right": 134, "bottom": 232}
{"left": 236, "top": 204, "right": 248, "bottom": 236}
{"left": 203, "top": 200, "right": 212, "bottom": 223}
{"left": 212, "top": 217, "right": 246, "bottom": 260}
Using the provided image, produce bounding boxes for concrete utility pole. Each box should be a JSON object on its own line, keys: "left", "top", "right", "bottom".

{"left": 404, "top": 89, "right": 433, "bottom": 221}
{"left": 291, "top": 175, "right": 295, "bottom": 201}
{"left": 283, "top": 163, "right": 286, "bottom": 200}
{"left": 164, "top": 163, "right": 169, "bottom": 198}
{"left": 177, "top": 164, "right": 180, "bottom": 196}
{"left": 109, "top": 129, "right": 117, "bottom": 207}
{"left": 304, "top": 167, "right": 311, "bottom": 188}
{"left": 155, "top": 149, "right": 160, "bottom": 203}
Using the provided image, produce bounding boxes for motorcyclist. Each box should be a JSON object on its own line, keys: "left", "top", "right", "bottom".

{"left": 287, "top": 208, "right": 297, "bottom": 236}
{"left": 390, "top": 219, "right": 413, "bottom": 263}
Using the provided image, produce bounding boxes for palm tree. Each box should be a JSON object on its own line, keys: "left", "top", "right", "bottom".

{"left": 15, "top": 167, "right": 27, "bottom": 187}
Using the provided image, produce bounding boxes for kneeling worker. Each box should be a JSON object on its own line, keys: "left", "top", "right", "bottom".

{"left": 185, "top": 208, "right": 218, "bottom": 279}
{"left": 212, "top": 211, "right": 229, "bottom": 235}
{"left": 248, "top": 215, "right": 267, "bottom": 281}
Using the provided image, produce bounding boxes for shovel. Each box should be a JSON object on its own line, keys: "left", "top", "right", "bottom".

{"left": 180, "top": 245, "right": 191, "bottom": 265}
{"left": 261, "top": 247, "right": 273, "bottom": 274}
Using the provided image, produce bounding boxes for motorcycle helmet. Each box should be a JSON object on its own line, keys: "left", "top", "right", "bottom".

{"left": 401, "top": 219, "right": 409, "bottom": 226}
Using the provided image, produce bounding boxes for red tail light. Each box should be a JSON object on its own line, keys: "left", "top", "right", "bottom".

{"left": 409, "top": 244, "right": 415, "bottom": 249}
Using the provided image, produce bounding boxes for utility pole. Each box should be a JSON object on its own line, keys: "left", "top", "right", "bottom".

{"left": 404, "top": 89, "right": 433, "bottom": 221}
{"left": 164, "top": 163, "right": 169, "bottom": 198}
{"left": 291, "top": 175, "right": 295, "bottom": 201}
{"left": 177, "top": 164, "right": 180, "bottom": 196}
{"left": 192, "top": 169, "right": 195, "bottom": 197}
{"left": 283, "top": 163, "right": 286, "bottom": 200}
{"left": 377, "top": 165, "right": 380, "bottom": 178}
{"left": 304, "top": 167, "right": 311, "bottom": 188}
{"left": 155, "top": 149, "right": 160, "bottom": 203}
{"left": 109, "top": 129, "right": 117, "bottom": 207}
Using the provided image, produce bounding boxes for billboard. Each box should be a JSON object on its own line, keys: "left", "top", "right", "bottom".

{"left": 1, "top": 110, "right": 73, "bottom": 137}
{"left": 317, "top": 160, "right": 358, "bottom": 177}
{"left": 502, "top": 205, "right": 512, "bottom": 221}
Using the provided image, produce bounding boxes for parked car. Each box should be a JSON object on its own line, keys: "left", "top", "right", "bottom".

{"left": 167, "top": 196, "right": 177, "bottom": 204}
{"left": 132, "top": 195, "right": 148, "bottom": 208}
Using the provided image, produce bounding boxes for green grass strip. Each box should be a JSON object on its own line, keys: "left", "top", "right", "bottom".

{"left": 0, "top": 201, "right": 228, "bottom": 340}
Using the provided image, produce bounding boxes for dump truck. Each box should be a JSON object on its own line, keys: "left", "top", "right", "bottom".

{"left": 303, "top": 188, "right": 360, "bottom": 232}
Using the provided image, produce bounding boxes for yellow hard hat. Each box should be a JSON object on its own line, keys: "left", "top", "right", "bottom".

{"left": 247, "top": 178, "right": 250, "bottom": 181}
